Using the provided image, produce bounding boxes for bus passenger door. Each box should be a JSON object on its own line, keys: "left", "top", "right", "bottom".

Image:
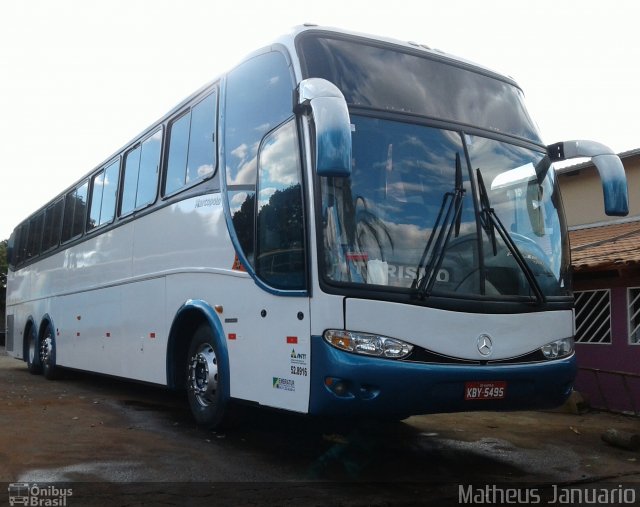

{"left": 221, "top": 48, "right": 312, "bottom": 412}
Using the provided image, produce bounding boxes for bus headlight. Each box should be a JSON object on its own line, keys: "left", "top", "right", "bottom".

{"left": 540, "top": 337, "right": 574, "bottom": 359}
{"left": 323, "top": 330, "right": 413, "bottom": 359}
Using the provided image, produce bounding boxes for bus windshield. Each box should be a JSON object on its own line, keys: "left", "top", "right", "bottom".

{"left": 319, "top": 115, "right": 570, "bottom": 300}
{"left": 298, "top": 34, "right": 542, "bottom": 144}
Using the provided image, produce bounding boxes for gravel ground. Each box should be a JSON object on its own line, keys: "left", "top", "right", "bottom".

{"left": 1, "top": 350, "right": 639, "bottom": 506}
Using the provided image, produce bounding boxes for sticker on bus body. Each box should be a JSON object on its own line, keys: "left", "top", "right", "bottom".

{"left": 273, "top": 377, "right": 295, "bottom": 392}
{"left": 464, "top": 381, "right": 507, "bottom": 400}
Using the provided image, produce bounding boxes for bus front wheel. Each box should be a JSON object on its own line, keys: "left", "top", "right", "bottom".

{"left": 186, "top": 324, "right": 233, "bottom": 429}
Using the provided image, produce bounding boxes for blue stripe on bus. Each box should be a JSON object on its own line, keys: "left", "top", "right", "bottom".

{"left": 309, "top": 335, "right": 576, "bottom": 419}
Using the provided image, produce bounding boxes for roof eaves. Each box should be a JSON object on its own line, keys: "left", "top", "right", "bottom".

{"left": 556, "top": 147, "right": 640, "bottom": 175}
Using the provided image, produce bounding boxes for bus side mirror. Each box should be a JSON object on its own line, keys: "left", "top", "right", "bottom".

{"left": 547, "top": 140, "right": 629, "bottom": 216}
{"left": 297, "top": 78, "right": 352, "bottom": 178}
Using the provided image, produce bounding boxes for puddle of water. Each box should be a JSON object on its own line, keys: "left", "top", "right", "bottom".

{"left": 18, "top": 461, "right": 145, "bottom": 482}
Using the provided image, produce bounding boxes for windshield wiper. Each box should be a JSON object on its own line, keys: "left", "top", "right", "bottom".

{"left": 476, "top": 169, "right": 546, "bottom": 305}
{"left": 412, "top": 153, "right": 465, "bottom": 299}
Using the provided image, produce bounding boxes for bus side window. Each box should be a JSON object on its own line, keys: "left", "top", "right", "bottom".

{"left": 88, "top": 169, "right": 106, "bottom": 231}
{"left": 165, "top": 112, "right": 190, "bottom": 195}
{"left": 15, "top": 223, "right": 28, "bottom": 265}
{"left": 100, "top": 160, "right": 119, "bottom": 225}
{"left": 165, "top": 91, "right": 217, "bottom": 196}
{"left": 224, "top": 50, "right": 294, "bottom": 269}
{"left": 89, "top": 159, "right": 120, "bottom": 230}
{"left": 136, "top": 131, "right": 162, "bottom": 208}
{"left": 256, "top": 120, "right": 305, "bottom": 289}
{"left": 42, "top": 199, "right": 63, "bottom": 252}
{"left": 61, "top": 181, "right": 88, "bottom": 243}
{"left": 26, "top": 213, "right": 44, "bottom": 259}
{"left": 121, "top": 130, "right": 162, "bottom": 215}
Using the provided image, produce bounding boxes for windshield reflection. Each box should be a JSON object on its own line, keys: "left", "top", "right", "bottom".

{"left": 320, "top": 116, "right": 570, "bottom": 300}
{"left": 468, "top": 135, "right": 569, "bottom": 294}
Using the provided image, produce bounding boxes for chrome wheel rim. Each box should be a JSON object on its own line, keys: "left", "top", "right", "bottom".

{"left": 40, "top": 333, "right": 53, "bottom": 367}
{"left": 188, "top": 344, "right": 218, "bottom": 407}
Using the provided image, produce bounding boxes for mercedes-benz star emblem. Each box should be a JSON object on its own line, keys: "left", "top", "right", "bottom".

{"left": 477, "top": 334, "right": 493, "bottom": 356}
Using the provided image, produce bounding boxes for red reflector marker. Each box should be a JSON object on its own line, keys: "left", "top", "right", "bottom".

{"left": 149, "top": 333, "right": 156, "bottom": 339}
{"left": 287, "top": 336, "right": 298, "bottom": 344}
{"left": 228, "top": 333, "right": 237, "bottom": 340}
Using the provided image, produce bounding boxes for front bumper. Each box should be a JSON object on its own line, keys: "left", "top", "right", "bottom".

{"left": 309, "top": 335, "right": 576, "bottom": 418}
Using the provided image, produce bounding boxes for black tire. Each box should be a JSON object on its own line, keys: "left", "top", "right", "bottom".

{"left": 26, "top": 325, "right": 42, "bottom": 375}
{"left": 186, "top": 324, "right": 234, "bottom": 429}
{"left": 41, "top": 324, "right": 61, "bottom": 380}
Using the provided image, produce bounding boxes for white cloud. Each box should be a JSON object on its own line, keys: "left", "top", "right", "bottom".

{"left": 197, "top": 164, "right": 214, "bottom": 178}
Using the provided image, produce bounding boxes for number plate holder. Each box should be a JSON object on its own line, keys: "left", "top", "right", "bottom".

{"left": 464, "top": 381, "right": 507, "bottom": 400}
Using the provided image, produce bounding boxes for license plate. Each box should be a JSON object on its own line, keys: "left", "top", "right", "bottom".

{"left": 464, "top": 381, "right": 507, "bottom": 400}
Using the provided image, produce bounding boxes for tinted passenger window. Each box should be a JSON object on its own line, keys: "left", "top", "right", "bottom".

{"left": 27, "top": 213, "right": 44, "bottom": 259}
{"left": 137, "top": 131, "right": 162, "bottom": 207}
{"left": 42, "top": 199, "right": 63, "bottom": 251}
{"left": 73, "top": 183, "right": 88, "bottom": 238}
{"left": 16, "top": 224, "right": 29, "bottom": 265}
{"left": 165, "top": 92, "right": 217, "bottom": 195}
{"left": 122, "top": 147, "right": 141, "bottom": 215}
{"left": 100, "top": 161, "right": 119, "bottom": 225}
{"left": 121, "top": 130, "right": 162, "bottom": 215}
{"left": 165, "top": 113, "right": 190, "bottom": 194}
{"left": 89, "top": 172, "right": 105, "bottom": 230}
{"left": 61, "top": 182, "right": 88, "bottom": 243}
{"left": 89, "top": 159, "right": 120, "bottom": 230}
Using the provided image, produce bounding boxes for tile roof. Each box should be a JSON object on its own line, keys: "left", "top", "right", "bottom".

{"left": 569, "top": 219, "right": 640, "bottom": 272}
{"left": 556, "top": 147, "right": 640, "bottom": 175}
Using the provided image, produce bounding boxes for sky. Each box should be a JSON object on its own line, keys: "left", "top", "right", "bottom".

{"left": 1, "top": 0, "right": 639, "bottom": 240}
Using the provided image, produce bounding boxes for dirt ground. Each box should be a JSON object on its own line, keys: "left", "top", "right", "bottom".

{"left": 1, "top": 348, "right": 639, "bottom": 506}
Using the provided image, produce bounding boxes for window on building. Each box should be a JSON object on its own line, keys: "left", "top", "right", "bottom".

{"left": 628, "top": 287, "right": 640, "bottom": 344}
{"left": 574, "top": 289, "right": 612, "bottom": 344}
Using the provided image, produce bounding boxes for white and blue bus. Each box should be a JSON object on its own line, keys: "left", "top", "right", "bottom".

{"left": 4, "top": 26, "right": 629, "bottom": 427}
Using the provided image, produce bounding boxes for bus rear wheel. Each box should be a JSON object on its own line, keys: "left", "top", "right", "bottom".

{"left": 40, "top": 325, "right": 61, "bottom": 380}
{"left": 186, "top": 324, "right": 233, "bottom": 429}
{"left": 26, "top": 326, "right": 42, "bottom": 375}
